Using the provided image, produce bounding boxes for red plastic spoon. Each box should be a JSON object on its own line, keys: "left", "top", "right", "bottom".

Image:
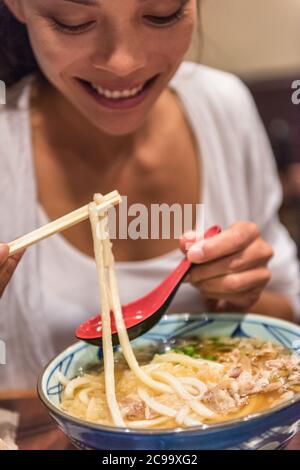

{"left": 76, "top": 225, "right": 221, "bottom": 346}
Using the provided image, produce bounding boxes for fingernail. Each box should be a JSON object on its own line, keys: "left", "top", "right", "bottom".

{"left": 181, "top": 232, "right": 196, "bottom": 252}
{"left": 188, "top": 242, "right": 204, "bottom": 262}
{"left": 183, "top": 231, "right": 196, "bottom": 240}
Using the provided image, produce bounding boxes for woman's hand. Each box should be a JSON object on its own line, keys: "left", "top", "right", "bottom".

{"left": 180, "top": 221, "right": 274, "bottom": 312}
{"left": 0, "top": 244, "right": 24, "bottom": 298}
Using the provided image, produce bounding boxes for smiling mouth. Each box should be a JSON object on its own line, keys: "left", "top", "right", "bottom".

{"left": 77, "top": 74, "right": 159, "bottom": 102}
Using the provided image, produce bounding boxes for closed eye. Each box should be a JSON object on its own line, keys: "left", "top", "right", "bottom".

{"left": 49, "top": 6, "right": 185, "bottom": 35}
{"left": 49, "top": 18, "right": 96, "bottom": 34}
{"left": 144, "top": 8, "right": 184, "bottom": 27}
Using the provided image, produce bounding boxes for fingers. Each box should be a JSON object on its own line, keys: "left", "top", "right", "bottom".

{"left": 181, "top": 222, "right": 273, "bottom": 313}
{"left": 215, "top": 288, "right": 262, "bottom": 310}
{"left": 186, "top": 221, "right": 260, "bottom": 264}
{"left": 0, "top": 244, "right": 9, "bottom": 266}
{"left": 205, "top": 289, "right": 262, "bottom": 312}
{"left": 0, "top": 246, "right": 25, "bottom": 298}
{"left": 205, "top": 288, "right": 262, "bottom": 312}
{"left": 188, "top": 238, "right": 273, "bottom": 284}
{"left": 193, "top": 267, "right": 271, "bottom": 297}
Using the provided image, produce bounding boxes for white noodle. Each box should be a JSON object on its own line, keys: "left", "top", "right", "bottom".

{"left": 92, "top": 194, "right": 173, "bottom": 395}
{"left": 188, "top": 399, "right": 215, "bottom": 418}
{"left": 56, "top": 371, "right": 69, "bottom": 387}
{"left": 179, "top": 377, "right": 207, "bottom": 398}
{"left": 137, "top": 388, "right": 204, "bottom": 427}
{"left": 175, "top": 405, "right": 189, "bottom": 426}
{"left": 64, "top": 377, "right": 91, "bottom": 399}
{"left": 153, "top": 352, "right": 224, "bottom": 370}
{"left": 78, "top": 390, "right": 90, "bottom": 405}
{"left": 137, "top": 388, "right": 177, "bottom": 418}
{"left": 178, "top": 384, "right": 199, "bottom": 396}
{"left": 151, "top": 370, "right": 215, "bottom": 418}
{"left": 89, "top": 199, "right": 124, "bottom": 427}
{"left": 181, "top": 416, "right": 203, "bottom": 426}
{"left": 151, "top": 370, "right": 195, "bottom": 400}
{"left": 175, "top": 406, "right": 202, "bottom": 427}
{"left": 86, "top": 397, "right": 96, "bottom": 421}
{"left": 126, "top": 416, "right": 170, "bottom": 429}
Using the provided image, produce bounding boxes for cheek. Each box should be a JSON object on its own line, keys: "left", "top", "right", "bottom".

{"left": 151, "top": 19, "right": 196, "bottom": 66}
{"left": 26, "top": 21, "right": 89, "bottom": 82}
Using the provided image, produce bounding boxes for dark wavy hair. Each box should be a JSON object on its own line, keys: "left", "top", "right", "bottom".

{"left": 0, "top": 2, "right": 39, "bottom": 87}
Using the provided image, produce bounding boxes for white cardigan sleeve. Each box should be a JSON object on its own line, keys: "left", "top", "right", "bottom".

{"left": 239, "top": 84, "right": 300, "bottom": 321}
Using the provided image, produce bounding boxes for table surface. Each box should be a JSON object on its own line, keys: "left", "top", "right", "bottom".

{"left": 1, "top": 391, "right": 299, "bottom": 450}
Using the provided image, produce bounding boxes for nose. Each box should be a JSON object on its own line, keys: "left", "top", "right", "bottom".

{"left": 90, "top": 29, "right": 147, "bottom": 78}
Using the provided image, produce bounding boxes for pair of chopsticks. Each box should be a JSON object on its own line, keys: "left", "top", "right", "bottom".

{"left": 8, "top": 190, "right": 121, "bottom": 257}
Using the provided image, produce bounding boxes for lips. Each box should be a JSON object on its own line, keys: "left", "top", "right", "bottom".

{"left": 75, "top": 74, "right": 160, "bottom": 110}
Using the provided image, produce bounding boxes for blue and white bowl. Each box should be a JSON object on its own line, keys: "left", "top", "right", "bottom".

{"left": 38, "top": 313, "right": 300, "bottom": 450}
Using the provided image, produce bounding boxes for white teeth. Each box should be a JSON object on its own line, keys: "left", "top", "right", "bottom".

{"left": 91, "top": 83, "right": 144, "bottom": 99}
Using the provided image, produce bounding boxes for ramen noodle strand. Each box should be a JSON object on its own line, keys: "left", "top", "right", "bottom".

{"left": 64, "top": 377, "right": 91, "bottom": 399}
{"left": 93, "top": 194, "right": 174, "bottom": 395}
{"left": 56, "top": 371, "right": 69, "bottom": 387}
{"left": 78, "top": 390, "right": 90, "bottom": 405}
{"left": 137, "top": 387, "right": 178, "bottom": 418}
{"left": 179, "top": 377, "right": 207, "bottom": 398}
{"left": 137, "top": 388, "right": 203, "bottom": 427}
{"left": 175, "top": 406, "right": 202, "bottom": 426}
{"left": 175, "top": 405, "right": 190, "bottom": 426}
{"left": 151, "top": 371, "right": 215, "bottom": 418}
{"left": 89, "top": 199, "right": 125, "bottom": 427}
{"left": 153, "top": 352, "right": 224, "bottom": 370}
{"left": 126, "top": 416, "right": 170, "bottom": 429}
{"left": 106, "top": 261, "right": 171, "bottom": 392}
{"left": 151, "top": 371, "right": 196, "bottom": 399}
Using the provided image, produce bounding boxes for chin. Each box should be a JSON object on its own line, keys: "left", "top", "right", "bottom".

{"left": 73, "top": 98, "right": 156, "bottom": 136}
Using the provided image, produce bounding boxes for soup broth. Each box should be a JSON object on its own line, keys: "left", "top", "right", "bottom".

{"left": 59, "top": 336, "right": 300, "bottom": 429}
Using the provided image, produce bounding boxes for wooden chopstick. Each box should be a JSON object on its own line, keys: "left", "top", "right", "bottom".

{"left": 8, "top": 190, "right": 121, "bottom": 257}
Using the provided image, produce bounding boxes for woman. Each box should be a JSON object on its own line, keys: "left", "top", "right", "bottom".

{"left": 0, "top": 0, "right": 299, "bottom": 390}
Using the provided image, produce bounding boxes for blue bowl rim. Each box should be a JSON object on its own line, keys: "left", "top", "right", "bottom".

{"left": 37, "top": 312, "right": 300, "bottom": 436}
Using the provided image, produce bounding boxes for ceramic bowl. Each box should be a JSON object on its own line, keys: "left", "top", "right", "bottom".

{"left": 38, "top": 313, "right": 300, "bottom": 450}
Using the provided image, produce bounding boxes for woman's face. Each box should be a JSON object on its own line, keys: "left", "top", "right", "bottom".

{"left": 14, "top": 0, "right": 197, "bottom": 135}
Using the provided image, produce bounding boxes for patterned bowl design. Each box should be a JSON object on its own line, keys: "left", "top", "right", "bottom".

{"left": 38, "top": 313, "right": 300, "bottom": 450}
